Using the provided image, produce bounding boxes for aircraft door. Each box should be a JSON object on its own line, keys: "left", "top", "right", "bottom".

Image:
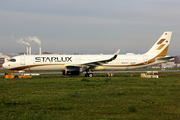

{"left": 143, "top": 55, "right": 148, "bottom": 64}
{"left": 20, "top": 56, "right": 25, "bottom": 65}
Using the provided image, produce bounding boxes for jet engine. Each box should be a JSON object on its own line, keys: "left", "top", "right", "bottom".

{"left": 62, "top": 66, "right": 80, "bottom": 75}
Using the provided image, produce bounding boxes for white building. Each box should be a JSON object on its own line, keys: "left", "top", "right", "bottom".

{"left": 161, "top": 62, "right": 175, "bottom": 68}
{"left": 0, "top": 53, "right": 10, "bottom": 69}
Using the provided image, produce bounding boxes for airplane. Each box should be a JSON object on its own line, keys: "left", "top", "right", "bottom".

{"left": 3, "top": 31, "right": 174, "bottom": 77}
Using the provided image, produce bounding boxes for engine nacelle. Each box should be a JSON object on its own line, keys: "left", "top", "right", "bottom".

{"left": 62, "top": 66, "right": 80, "bottom": 75}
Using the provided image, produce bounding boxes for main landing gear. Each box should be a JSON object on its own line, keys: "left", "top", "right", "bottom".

{"left": 85, "top": 73, "right": 93, "bottom": 77}
{"left": 85, "top": 70, "right": 93, "bottom": 77}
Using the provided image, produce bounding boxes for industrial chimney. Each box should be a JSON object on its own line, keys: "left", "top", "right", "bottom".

{"left": 39, "top": 47, "right": 41, "bottom": 55}
{"left": 29, "top": 46, "right": 31, "bottom": 55}
{"left": 27, "top": 46, "right": 29, "bottom": 55}
{"left": 27, "top": 46, "right": 31, "bottom": 55}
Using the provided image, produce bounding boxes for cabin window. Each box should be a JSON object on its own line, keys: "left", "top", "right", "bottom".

{"left": 9, "top": 58, "right": 16, "bottom": 62}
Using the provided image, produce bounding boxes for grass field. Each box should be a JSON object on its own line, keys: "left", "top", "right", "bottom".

{"left": 0, "top": 72, "right": 180, "bottom": 120}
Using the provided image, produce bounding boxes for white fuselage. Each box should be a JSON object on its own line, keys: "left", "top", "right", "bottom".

{"left": 3, "top": 54, "right": 164, "bottom": 71}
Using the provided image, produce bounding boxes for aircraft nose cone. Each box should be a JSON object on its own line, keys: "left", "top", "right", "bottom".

{"left": 2, "top": 63, "right": 5, "bottom": 68}
{"left": 2, "top": 63, "right": 8, "bottom": 69}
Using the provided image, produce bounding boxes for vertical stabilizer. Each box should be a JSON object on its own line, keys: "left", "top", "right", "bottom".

{"left": 144, "top": 31, "right": 172, "bottom": 58}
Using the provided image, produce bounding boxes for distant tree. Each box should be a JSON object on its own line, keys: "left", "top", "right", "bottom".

{"left": 42, "top": 52, "right": 52, "bottom": 54}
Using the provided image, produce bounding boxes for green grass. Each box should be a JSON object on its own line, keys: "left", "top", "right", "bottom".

{"left": 0, "top": 72, "right": 180, "bottom": 119}
{"left": 1, "top": 68, "right": 180, "bottom": 73}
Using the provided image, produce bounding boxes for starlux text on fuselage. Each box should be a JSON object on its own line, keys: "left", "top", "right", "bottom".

{"left": 35, "top": 57, "right": 72, "bottom": 62}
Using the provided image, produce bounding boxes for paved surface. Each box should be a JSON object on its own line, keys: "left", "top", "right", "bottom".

{"left": 1, "top": 70, "right": 180, "bottom": 76}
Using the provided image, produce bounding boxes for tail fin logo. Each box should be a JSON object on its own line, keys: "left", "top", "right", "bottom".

{"left": 157, "top": 39, "right": 165, "bottom": 44}
{"left": 156, "top": 32, "right": 169, "bottom": 50}
{"left": 156, "top": 38, "right": 167, "bottom": 50}
{"left": 157, "top": 44, "right": 165, "bottom": 50}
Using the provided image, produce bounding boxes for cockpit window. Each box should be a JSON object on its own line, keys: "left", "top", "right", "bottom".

{"left": 9, "top": 58, "right": 16, "bottom": 62}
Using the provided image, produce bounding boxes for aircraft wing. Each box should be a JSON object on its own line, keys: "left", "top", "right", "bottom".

{"left": 80, "top": 49, "right": 120, "bottom": 67}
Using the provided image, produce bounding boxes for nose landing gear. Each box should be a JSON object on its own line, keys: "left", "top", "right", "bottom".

{"left": 84, "top": 69, "right": 93, "bottom": 77}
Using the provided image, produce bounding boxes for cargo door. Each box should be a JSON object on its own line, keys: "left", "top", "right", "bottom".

{"left": 25, "top": 57, "right": 34, "bottom": 65}
{"left": 20, "top": 56, "right": 25, "bottom": 65}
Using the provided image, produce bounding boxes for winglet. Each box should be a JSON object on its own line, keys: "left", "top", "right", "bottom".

{"left": 109, "top": 49, "right": 120, "bottom": 61}
{"left": 115, "top": 49, "right": 120, "bottom": 55}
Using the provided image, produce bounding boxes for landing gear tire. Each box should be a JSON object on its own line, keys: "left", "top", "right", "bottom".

{"left": 89, "top": 73, "right": 93, "bottom": 77}
{"left": 85, "top": 73, "right": 88, "bottom": 77}
{"left": 85, "top": 73, "right": 93, "bottom": 77}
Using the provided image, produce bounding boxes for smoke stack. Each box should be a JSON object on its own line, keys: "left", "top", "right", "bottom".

{"left": 27, "top": 46, "right": 31, "bottom": 55}
{"left": 39, "top": 47, "right": 41, "bottom": 55}
{"left": 27, "top": 46, "right": 29, "bottom": 55}
{"left": 29, "top": 46, "right": 31, "bottom": 55}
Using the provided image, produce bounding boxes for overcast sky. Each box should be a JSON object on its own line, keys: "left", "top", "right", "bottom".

{"left": 0, "top": 0, "right": 180, "bottom": 55}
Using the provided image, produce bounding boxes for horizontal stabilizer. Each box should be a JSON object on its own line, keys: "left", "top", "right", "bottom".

{"left": 156, "top": 56, "right": 175, "bottom": 61}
